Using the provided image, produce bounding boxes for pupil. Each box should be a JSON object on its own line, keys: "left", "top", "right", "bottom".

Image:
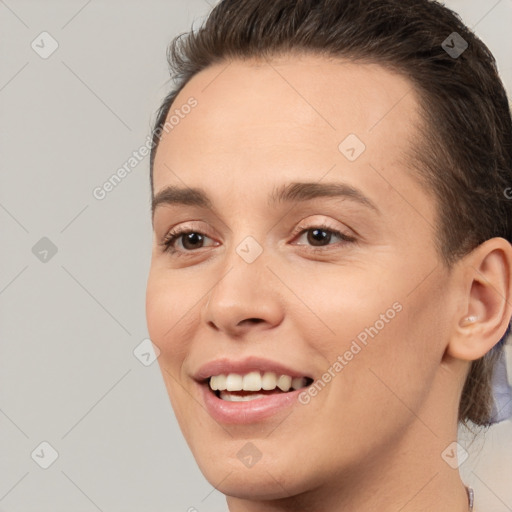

{"left": 183, "top": 233, "right": 203, "bottom": 250}
{"left": 308, "top": 229, "right": 330, "bottom": 246}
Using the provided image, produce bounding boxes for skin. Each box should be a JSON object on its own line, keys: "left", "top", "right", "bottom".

{"left": 146, "top": 54, "right": 512, "bottom": 511}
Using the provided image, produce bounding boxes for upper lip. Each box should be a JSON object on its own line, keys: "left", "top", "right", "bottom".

{"left": 193, "top": 356, "right": 312, "bottom": 382}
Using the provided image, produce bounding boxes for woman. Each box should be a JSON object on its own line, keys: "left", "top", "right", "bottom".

{"left": 145, "top": 0, "right": 512, "bottom": 510}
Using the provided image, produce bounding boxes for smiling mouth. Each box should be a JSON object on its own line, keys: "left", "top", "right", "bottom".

{"left": 207, "top": 371, "right": 314, "bottom": 401}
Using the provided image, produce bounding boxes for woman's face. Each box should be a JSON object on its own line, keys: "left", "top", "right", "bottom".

{"left": 146, "top": 55, "right": 462, "bottom": 500}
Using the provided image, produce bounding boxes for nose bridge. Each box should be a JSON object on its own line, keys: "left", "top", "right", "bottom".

{"left": 202, "top": 231, "right": 284, "bottom": 332}
{"left": 209, "top": 232, "right": 268, "bottom": 308}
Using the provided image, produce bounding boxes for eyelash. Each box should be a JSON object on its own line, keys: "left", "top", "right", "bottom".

{"left": 160, "top": 222, "right": 356, "bottom": 257}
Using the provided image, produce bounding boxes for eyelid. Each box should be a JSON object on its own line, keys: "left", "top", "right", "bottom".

{"left": 290, "top": 216, "right": 356, "bottom": 239}
{"left": 162, "top": 221, "right": 212, "bottom": 240}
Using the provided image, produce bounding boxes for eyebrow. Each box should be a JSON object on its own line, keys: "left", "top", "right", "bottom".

{"left": 151, "top": 181, "right": 380, "bottom": 217}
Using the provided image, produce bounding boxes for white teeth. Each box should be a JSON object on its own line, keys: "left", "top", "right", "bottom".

{"left": 208, "top": 371, "right": 310, "bottom": 393}
{"left": 242, "top": 371, "right": 262, "bottom": 391}
{"left": 219, "top": 391, "right": 267, "bottom": 401}
{"left": 225, "top": 373, "right": 243, "bottom": 391}
{"left": 261, "top": 371, "right": 277, "bottom": 390}
{"left": 209, "top": 374, "right": 226, "bottom": 391}
{"left": 277, "top": 374, "right": 292, "bottom": 391}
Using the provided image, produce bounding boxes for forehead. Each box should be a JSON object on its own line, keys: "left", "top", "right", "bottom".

{"left": 152, "top": 54, "right": 431, "bottom": 224}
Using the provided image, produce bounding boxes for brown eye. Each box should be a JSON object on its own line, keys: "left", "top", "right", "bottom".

{"left": 293, "top": 225, "right": 356, "bottom": 248}
{"left": 180, "top": 232, "right": 206, "bottom": 250}
{"left": 161, "top": 229, "right": 217, "bottom": 255}
{"left": 307, "top": 228, "right": 333, "bottom": 246}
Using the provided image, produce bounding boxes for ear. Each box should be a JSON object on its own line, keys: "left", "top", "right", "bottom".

{"left": 447, "top": 237, "right": 512, "bottom": 361}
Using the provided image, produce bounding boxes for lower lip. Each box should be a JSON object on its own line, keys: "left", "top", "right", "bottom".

{"left": 198, "top": 383, "right": 305, "bottom": 424}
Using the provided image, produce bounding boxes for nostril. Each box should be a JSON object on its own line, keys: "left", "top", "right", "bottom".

{"left": 238, "top": 318, "right": 264, "bottom": 326}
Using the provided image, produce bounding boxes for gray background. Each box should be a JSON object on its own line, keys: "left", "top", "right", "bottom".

{"left": 1, "top": 1, "right": 511, "bottom": 511}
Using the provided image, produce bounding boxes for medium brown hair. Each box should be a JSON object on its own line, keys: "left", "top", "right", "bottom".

{"left": 149, "top": 0, "right": 512, "bottom": 426}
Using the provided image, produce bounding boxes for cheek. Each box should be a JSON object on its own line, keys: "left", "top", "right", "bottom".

{"left": 288, "top": 262, "right": 400, "bottom": 346}
{"left": 146, "top": 273, "right": 196, "bottom": 425}
{"left": 145, "top": 275, "right": 169, "bottom": 344}
{"left": 145, "top": 270, "right": 192, "bottom": 361}
{"left": 297, "top": 263, "right": 443, "bottom": 411}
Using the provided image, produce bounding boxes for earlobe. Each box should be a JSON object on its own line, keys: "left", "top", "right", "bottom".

{"left": 447, "top": 237, "right": 512, "bottom": 362}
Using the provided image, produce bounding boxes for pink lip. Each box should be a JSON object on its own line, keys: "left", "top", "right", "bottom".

{"left": 192, "top": 356, "right": 311, "bottom": 382}
{"left": 198, "top": 381, "right": 306, "bottom": 424}
{"left": 192, "top": 356, "right": 313, "bottom": 424}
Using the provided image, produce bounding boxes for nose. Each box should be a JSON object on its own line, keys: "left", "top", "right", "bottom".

{"left": 201, "top": 249, "right": 285, "bottom": 337}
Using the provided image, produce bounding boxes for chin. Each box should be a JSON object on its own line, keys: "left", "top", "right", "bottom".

{"left": 198, "top": 458, "right": 307, "bottom": 501}
{"left": 184, "top": 430, "right": 329, "bottom": 503}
